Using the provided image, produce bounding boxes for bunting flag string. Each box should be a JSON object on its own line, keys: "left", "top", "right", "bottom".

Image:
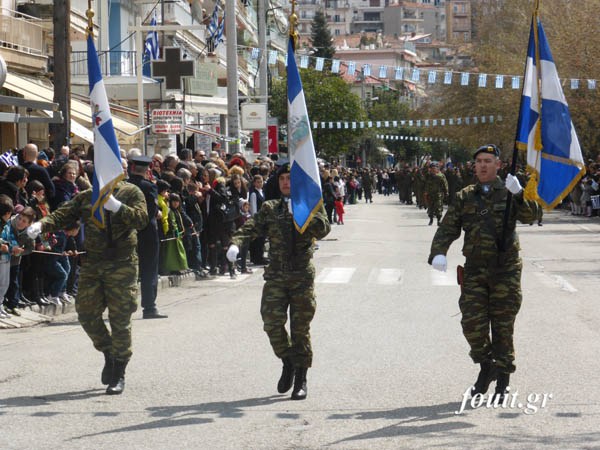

{"left": 375, "top": 134, "right": 449, "bottom": 142}
{"left": 311, "top": 115, "right": 502, "bottom": 130}
{"left": 240, "top": 45, "right": 598, "bottom": 91}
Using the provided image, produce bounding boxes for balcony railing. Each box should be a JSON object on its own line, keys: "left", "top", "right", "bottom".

{"left": 0, "top": 7, "right": 44, "bottom": 55}
{"left": 71, "top": 51, "right": 137, "bottom": 77}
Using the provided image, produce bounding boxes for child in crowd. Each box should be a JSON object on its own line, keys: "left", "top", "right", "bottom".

{"left": 0, "top": 197, "right": 14, "bottom": 318}
{"left": 235, "top": 199, "right": 253, "bottom": 274}
{"left": 25, "top": 180, "right": 51, "bottom": 306}
{"left": 2, "top": 206, "right": 35, "bottom": 316}
{"left": 334, "top": 195, "right": 345, "bottom": 225}
{"left": 45, "top": 221, "right": 80, "bottom": 306}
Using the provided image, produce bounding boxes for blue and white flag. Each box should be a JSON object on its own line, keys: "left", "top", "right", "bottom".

{"left": 516, "top": 15, "right": 585, "bottom": 209}
{"left": 144, "top": 16, "right": 159, "bottom": 59}
{"left": 214, "top": 11, "right": 225, "bottom": 47}
{"left": 0, "top": 150, "right": 18, "bottom": 167}
{"left": 287, "top": 38, "right": 322, "bottom": 234}
{"left": 142, "top": 15, "right": 159, "bottom": 77}
{"left": 207, "top": 3, "right": 219, "bottom": 38}
{"left": 88, "top": 35, "right": 124, "bottom": 228}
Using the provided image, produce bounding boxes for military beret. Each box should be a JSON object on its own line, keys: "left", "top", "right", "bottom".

{"left": 429, "top": 162, "right": 439, "bottom": 168}
{"left": 130, "top": 155, "right": 152, "bottom": 167}
{"left": 474, "top": 144, "right": 500, "bottom": 159}
{"left": 277, "top": 162, "right": 291, "bottom": 178}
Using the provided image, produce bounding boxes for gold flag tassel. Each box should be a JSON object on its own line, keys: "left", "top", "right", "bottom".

{"left": 524, "top": 171, "right": 539, "bottom": 202}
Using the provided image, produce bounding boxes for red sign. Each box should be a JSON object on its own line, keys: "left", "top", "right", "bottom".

{"left": 253, "top": 125, "right": 279, "bottom": 154}
{"left": 268, "top": 125, "right": 278, "bottom": 154}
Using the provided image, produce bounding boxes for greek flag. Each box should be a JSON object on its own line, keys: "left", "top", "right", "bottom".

{"left": 0, "top": 150, "right": 17, "bottom": 167}
{"left": 287, "top": 38, "right": 322, "bottom": 234}
{"left": 88, "top": 35, "right": 124, "bottom": 228}
{"left": 214, "top": 11, "right": 225, "bottom": 47}
{"left": 516, "top": 15, "right": 585, "bottom": 209}
{"left": 206, "top": 3, "right": 219, "bottom": 38}
{"left": 142, "top": 15, "right": 159, "bottom": 77}
{"left": 144, "top": 16, "right": 159, "bottom": 59}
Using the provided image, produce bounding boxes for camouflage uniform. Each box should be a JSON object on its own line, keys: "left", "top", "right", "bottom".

{"left": 425, "top": 172, "right": 448, "bottom": 221}
{"left": 429, "top": 176, "right": 537, "bottom": 373}
{"left": 40, "top": 182, "right": 148, "bottom": 360}
{"left": 231, "top": 199, "right": 331, "bottom": 368}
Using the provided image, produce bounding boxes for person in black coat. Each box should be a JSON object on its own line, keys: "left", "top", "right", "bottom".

{"left": 21, "top": 143, "right": 55, "bottom": 202}
{"left": 128, "top": 156, "right": 167, "bottom": 319}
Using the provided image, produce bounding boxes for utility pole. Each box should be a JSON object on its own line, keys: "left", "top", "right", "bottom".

{"left": 50, "top": 0, "right": 70, "bottom": 149}
{"left": 135, "top": 16, "right": 145, "bottom": 152}
{"left": 225, "top": 0, "right": 240, "bottom": 154}
{"left": 258, "top": 0, "right": 268, "bottom": 154}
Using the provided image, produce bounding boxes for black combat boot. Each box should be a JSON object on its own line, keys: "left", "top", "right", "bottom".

{"left": 106, "top": 359, "right": 128, "bottom": 395}
{"left": 437, "top": 216, "right": 442, "bottom": 226}
{"left": 291, "top": 367, "right": 308, "bottom": 400}
{"left": 208, "top": 247, "right": 218, "bottom": 275}
{"left": 277, "top": 357, "right": 294, "bottom": 394}
{"left": 471, "top": 360, "right": 497, "bottom": 396}
{"left": 101, "top": 351, "right": 113, "bottom": 385}
{"left": 494, "top": 372, "right": 510, "bottom": 403}
{"left": 428, "top": 217, "right": 433, "bottom": 226}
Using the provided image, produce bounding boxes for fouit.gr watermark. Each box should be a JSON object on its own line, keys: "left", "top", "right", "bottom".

{"left": 455, "top": 387, "right": 553, "bottom": 415}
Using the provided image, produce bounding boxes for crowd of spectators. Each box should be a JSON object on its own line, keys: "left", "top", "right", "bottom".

{"left": 0, "top": 141, "right": 597, "bottom": 320}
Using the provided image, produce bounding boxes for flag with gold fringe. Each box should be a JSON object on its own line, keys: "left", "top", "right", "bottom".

{"left": 516, "top": 12, "right": 585, "bottom": 209}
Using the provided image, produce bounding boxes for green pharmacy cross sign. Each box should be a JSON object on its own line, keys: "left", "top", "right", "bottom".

{"left": 151, "top": 47, "right": 195, "bottom": 90}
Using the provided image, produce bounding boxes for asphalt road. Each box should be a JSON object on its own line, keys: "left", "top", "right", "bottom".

{"left": 1, "top": 193, "right": 599, "bottom": 450}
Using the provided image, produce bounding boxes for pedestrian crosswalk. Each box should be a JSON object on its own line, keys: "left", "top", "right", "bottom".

{"left": 206, "top": 264, "right": 578, "bottom": 293}
{"left": 315, "top": 267, "right": 405, "bottom": 285}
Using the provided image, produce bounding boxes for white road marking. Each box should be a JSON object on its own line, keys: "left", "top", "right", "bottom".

{"left": 430, "top": 269, "right": 457, "bottom": 286}
{"left": 578, "top": 225, "right": 592, "bottom": 232}
{"left": 534, "top": 272, "right": 578, "bottom": 293}
{"left": 315, "top": 267, "right": 356, "bottom": 284}
{"left": 551, "top": 275, "right": 578, "bottom": 293}
{"left": 212, "top": 274, "right": 251, "bottom": 283}
{"left": 367, "top": 268, "right": 404, "bottom": 285}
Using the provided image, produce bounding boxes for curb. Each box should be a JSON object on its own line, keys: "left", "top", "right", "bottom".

{"left": 1, "top": 271, "right": 201, "bottom": 330}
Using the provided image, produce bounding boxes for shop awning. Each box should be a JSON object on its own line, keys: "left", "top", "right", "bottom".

{"left": 4, "top": 73, "right": 139, "bottom": 135}
{"left": 172, "top": 92, "right": 228, "bottom": 115}
{"left": 70, "top": 119, "right": 94, "bottom": 143}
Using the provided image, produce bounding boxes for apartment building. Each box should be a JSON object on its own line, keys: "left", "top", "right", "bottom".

{"left": 446, "top": 0, "right": 471, "bottom": 43}
{"left": 1, "top": 0, "right": 285, "bottom": 153}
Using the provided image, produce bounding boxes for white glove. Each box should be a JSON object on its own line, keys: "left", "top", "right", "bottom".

{"left": 285, "top": 198, "right": 293, "bottom": 214}
{"left": 27, "top": 222, "right": 42, "bottom": 239}
{"left": 505, "top": 174, "right": 523, "bottom": 195}
{"left": 226, "top": 244, "right": 239, "bottom": 263}
{"left": 431, "top": 254, "right": 447, "bottom": 272}
{"left": 104, "top": 195, "right": 122, "bottom": 212}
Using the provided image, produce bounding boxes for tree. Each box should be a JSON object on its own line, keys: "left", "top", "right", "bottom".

{"left": 310, "top": 10, "right": 335, "bottom": 60}
{"left": 269, "top": 68, "right": 367, "bottom": 159}
{"left": 420, "top": 0, "right": 600, "bottom": 161}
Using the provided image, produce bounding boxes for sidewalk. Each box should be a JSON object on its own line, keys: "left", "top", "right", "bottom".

{"left": 0, "top": 271, "right": 199, "bottom": 330}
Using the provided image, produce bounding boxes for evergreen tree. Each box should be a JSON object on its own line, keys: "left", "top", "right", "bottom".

{"left": 310, "top": 10, "right": 335, "bottom": 60}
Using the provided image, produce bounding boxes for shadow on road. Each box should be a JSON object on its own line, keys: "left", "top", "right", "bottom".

{"left": 0, "top": 388, "right": 105, "bottom": 409}
{"left": 69, "top": 395, "right": 287, "bottom": 440}
{"left": 326, "top": 402, "right": 474, "bottom": 444}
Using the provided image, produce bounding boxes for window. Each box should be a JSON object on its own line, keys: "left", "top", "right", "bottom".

{"left": 335, "top": 29, "right": 341, "bottom": 35}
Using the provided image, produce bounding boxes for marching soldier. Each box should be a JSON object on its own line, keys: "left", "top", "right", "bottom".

{"left": 428, "top": 144, "right": 538, "bottom": 400}
{"left": 226, "top": 163, "right": 331, "bottom": 400}
{"left": 28, "top": 180, "right": 148, "bottom": 395}
{"left": 425, "top": 162, "right": 448, "bottom": 225}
